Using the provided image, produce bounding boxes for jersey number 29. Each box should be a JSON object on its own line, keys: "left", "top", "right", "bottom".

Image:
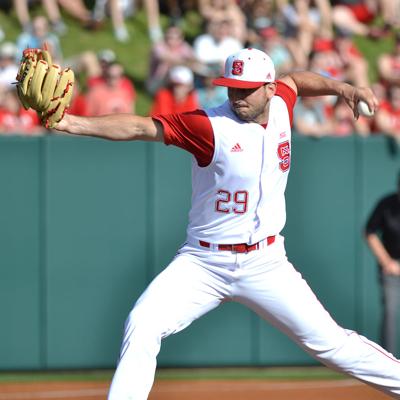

{"left": 215, "top": 190, "right": 248, "bottom": 214}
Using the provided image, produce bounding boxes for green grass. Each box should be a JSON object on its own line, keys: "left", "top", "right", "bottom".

{"left": 155, "top": 366, "right": 346, "bottom": 381}
{"left": 353, "top": 35, "right": 396, "bottom": 83}
{"left": 0, "top": 366, "right": 345, "bottom": 383}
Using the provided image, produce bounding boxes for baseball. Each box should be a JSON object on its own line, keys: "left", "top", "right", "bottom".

{"left": 357, "top": 100, "right": 374, "bottom": 117}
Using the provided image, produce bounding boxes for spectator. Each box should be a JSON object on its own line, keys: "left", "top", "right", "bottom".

{"left": 14, "top": 0, "right": 95, "bottom": 33}
{"left": 365, "top": 172, "right": 400, "bottom": 357}
{"left": 198, "top": 0, "right": 248, "bottom": 43}
{"left": 146, "top": 24, "right": 198, "bottom": 95}
{"left": 256, "top": 26, "right": 294, "bottom": 76}
{"left": 331, "top": 0, "right": 400, "bottom": 38}
{"left": 86, "top": 63, "right": 136, "bottom": 116}
{"left": 196, "top": 72, "right": 227, "bottom": 108}
{"left": 308, "top": 34, "right": 369, "bottom": 88}
{"left": 374, "top": 85, "right": 400, "bottom": 140}
{"left": 193, "top": 19, "right": 242, "bottom": 73}
{"left": 66, "top": 80, "right": 88, "bottom": 117}
{"left": 71, "top": 49, "right": 115, "bottom": 86}
{"left": 366, "top": 82, "right": 387, "bottom": 134}
{"left": 371, "top": 81, "right": 387, "bottom": 106}
{"left": 331, "top": 96, "right": 370, "bottom": 136}
{"left": 13, "top": 0, "right": 67, "bottom": 34}
{"left": 308, "top": 38, "right": 345, "bottom": 81}
{"left": 150, "top": 65, "right": 199, "bottom": 115}
{"left": 158, "top": 0, "right": 198, "bottom": 24}
{"left": 293, "top": 96, "right": 333, "bottom": 137}
{"left": 0, "top": 87, "right": 43, "bottom": 135}
{"left": 91, "top": 0, "right": 164, "bottom": 43}
{"left": 279, "top": 0, "right": 334, "bottom": 68}
{"left": 240, "top": 0, "right": 282, "bottom": 46}
{"left": 80, "top": 49, "right": 136, "bottom": 105}
{"left": 91, "top": 0, "right": 133, "bottom": 42}
{"left": 87, "top": 49, "right": 117, "bottom": 87}
{"left": 0, "top": 42, "right": 19, "bottom": 88}
{"left": 334, "top": 31, "right": 369, "bottom": 87}
{"left": 16, "top": 15, "right": 63, "bottom": 63}
{"left": 378, "top": 32, "right": 400, "bottom": 87}
{"left": 141, "top": 0, "right": 163, "bottom": 43}
{"left": 58, "top": 0, "right": 93, "bottom": 27}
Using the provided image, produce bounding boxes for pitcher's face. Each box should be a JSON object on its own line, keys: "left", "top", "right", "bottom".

{"left": 228, "top": 83, "right": 276, "bottom": 124}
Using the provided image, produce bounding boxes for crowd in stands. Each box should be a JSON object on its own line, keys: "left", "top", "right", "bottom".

{"left": 1, "top": 0, "right": 400, "bottom": 138}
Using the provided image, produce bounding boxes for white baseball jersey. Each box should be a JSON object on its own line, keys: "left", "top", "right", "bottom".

{"left": 188, "top": 97, "right": 291, "bottom": 244}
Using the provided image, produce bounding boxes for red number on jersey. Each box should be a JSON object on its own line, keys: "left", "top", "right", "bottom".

{"left": 277, "top": 141, "right": 290, "bottom": 172}
{"left": 233, "top": 191, "right": 248, "bottom": 214}
{"left": 215, "top": 190, "right": 249, "bottom": 214}
{"left": 215, "top": 190, "right": 231, "bottom": 213}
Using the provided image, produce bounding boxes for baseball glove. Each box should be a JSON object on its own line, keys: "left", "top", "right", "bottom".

{"left": 16, "top": 47, "right": 74, "bottom": 128}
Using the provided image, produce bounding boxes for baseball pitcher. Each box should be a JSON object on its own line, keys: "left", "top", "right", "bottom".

{"left": 15, "top": 47, "right": 400, "bottom": 399}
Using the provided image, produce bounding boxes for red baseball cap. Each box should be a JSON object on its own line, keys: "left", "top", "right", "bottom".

{"left": 212, "top": 48, "right": 275, "bottom": 89}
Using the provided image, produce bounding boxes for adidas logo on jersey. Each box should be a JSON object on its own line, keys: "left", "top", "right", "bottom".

{"left": 230, "top": 143, "right": 243, "bottom": 152}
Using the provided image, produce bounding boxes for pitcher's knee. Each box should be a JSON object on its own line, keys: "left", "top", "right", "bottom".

{"left": 118, "top": 311, "right": 165, "bottom": 359}
{"left": 128, "top": 309, "right": 164, "bottom": 336}
{"left": 308, "top": 329, "right": 400, "bottom": 375}
{"left": 303, "top": 329, "right": 365, "bottom": 368}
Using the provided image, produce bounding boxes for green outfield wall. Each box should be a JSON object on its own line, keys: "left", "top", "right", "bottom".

{"left": 0, "top": 134, "right": 399, "bottom": 370}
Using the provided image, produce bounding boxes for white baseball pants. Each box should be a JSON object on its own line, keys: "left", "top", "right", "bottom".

{"left": 108, "top": 235, "right": 400, "bottom": 399}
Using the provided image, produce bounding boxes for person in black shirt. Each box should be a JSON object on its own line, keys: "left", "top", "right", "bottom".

{"left": 365, "top": 172, "right": 400, "bottom": 356}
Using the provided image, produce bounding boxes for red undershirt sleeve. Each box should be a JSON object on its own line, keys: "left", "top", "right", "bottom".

{"left": 153, "top": 110, "right": 215, "bottom": 167}
{"left": 275, "top": 80, "right": 297, "bottom": 127}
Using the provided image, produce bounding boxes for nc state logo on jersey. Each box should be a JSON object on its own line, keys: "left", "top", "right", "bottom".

{"left": 277, "top": 141, "right": 290, "bottom": 172}
{"left": 231, "top": 60, "right": 244, "bottom": 76}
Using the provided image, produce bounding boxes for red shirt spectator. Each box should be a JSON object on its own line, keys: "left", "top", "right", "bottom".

{"left": 150, "top": 66, "right": 199, "bottom": 115}
{"left": 86, "top": 63, "right": 136, "bottom": 116}
{"left": 0, "top": 108, "right": 41, "bottom": 134}
{"left": 87, "top": 75, "right": 135, "bottom": 98}
{"left": 151, "top": 89, "right": 199, "bottom": 115}
{"left": 377, "top": 100, "right": 400, "bottom": 133}
{"left": 66, "top": 83, "right": 88, "bottom": 116}
{"left": 375, "top": 86, "right": 400, "bottom": 138}
{"left": 86, "top": 50, "right": 136, "bottom": 101}
{"left": 331, "top": 97, "right": 370, "bottom": 137}
{"left": 309, "top": 38, "right": 345, "bottom": 82}
{"left": 0, "top": 89, "right": 42, "bottom": 135}
{"left": 67, "top": 92, "right": 88, "bottom": 116}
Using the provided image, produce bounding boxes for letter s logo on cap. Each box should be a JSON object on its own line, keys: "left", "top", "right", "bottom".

{"left": 231, "top": 60, "right": 244, "bottom": 76}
